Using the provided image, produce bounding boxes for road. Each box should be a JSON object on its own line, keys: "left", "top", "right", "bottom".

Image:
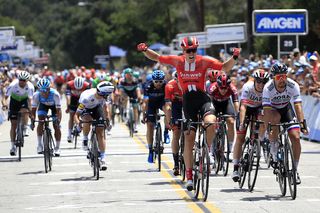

{"left": 0, "top": 104, "right": 320, "bottom": 213}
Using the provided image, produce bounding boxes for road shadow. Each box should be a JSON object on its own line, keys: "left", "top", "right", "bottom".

{"left": 60, "top": 176, "right": 104, "bottom": 181}
{"left": 128, "top": 169, "right": 159, "bottom": 173}
{"left": 302, "top": 151, "right": 320, "bottom": 154}
{"left": 241, "top": 194, "right": 288, "bottom": 201}
{"left": 220, "top": 188, "right": 248, "bottom": 193}
{"left": 0, "top": 157, "right": 19, "bottom": 162}
{"left": 18, "top": 170, "right": 45, "bottom": 175}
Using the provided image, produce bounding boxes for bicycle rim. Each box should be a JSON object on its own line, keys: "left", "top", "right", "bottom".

{"left": 74, "top": 133, "right": 77, "bottom": 149}
{"left": 156, "top": 126, "right": 162, "bottom": 172}
{"left": 201, "top": 142, "right": 210, "bottom": 201}
{"left": 277, "top": 147, "right": 287, "bottom": 196}
{"left": 213, "top": 138, "right": 221, "bottom": 174}
{"left": 48, "top": 133, "right": 54, "bottom": 171}
{"left": 286, "top": 140, "right": 297, "bottom": 199}
{"left": 222, "top": 129, "right": 230, "bottom": 176}
{"left": 179, "top": 134, "right": 186, "bottom": 181}
{"left": 93, "top": 137, "right": 100, "bottom": 180}
{"left": 193, "top": 147, "right": 200, "bottom": 199}
{"left": 248, "top": 141, "right": 260, "bottom": 191}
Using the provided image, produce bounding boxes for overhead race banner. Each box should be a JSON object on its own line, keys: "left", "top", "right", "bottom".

{"left": 205, "top": 23, "right": 247, "bottom": 45}
{"left": 253, "top": 9, "right": 308, "bottom": 35}
{"left": 0, "top": 26, "right": 16, "bottom": 48}
{"left": 176, "top": 32, "right": 209, "bottom": 49}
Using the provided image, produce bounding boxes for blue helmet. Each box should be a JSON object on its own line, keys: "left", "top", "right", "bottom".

{"left": 37, "top": 78, "right": 50, "bottom": 91}
{"left": 271, "top": 63, "right": 288, "bottom": 75}
{"left": 152, "top": 70, "right": 165, "bottom": 80}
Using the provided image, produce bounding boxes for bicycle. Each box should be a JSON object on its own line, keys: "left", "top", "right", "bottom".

{"left": 127, "top": 98, "right": 135, "bottom": 137}
{"left": 81, "top": 119, "right": 109, "bottom": 180}
{"left": 71, "top": 124, "right": 80, "bottom": 149}
{"left": 177, "top": 118, "right": 186, "bottom": 181}
{"left": 150, "top": 113, "right": 165, "bottom": 172}
{"left": 111, "top": 103, "right": 120, "bottom": 126}
{"left": 238, "top": 117, "right": 263, "bottom": 191}
{"left": 212, "top": 113, "right": 235, "bottom": 176}
{"left": 186, "top": 118, "right": 213, "bottom": 202}
{"left": 15, "top": 111, "right": 29, "bottom": 161}
{"left": 33, "top": 116, "right": 56, "bottom": 173}
{"left": 267, "top": 120, "right": 305, "bottom": 200}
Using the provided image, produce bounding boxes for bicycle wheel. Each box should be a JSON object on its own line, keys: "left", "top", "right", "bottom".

{"left": 248, "top": 140, "right": 261, "bottom": 191}
{"left": 239, "top": 139, "right": 249, "bottom": 188}
{"left": 201, "top": 141, "right": 210, "bottom": 202}
{"left": 156, "top": 125, "right": 162, "bottom": 172}
{"left": 193, "top": 145, "right": 201, "bottom": 199}
{"left": 213, "top": 136, "right": 221, "bottom": 174}
{"left": 92, "top": 136, "right": 100, "bottom": 180}
{"left": 74, "top": 130, "right": 78, "bottom": 149}
{"left": 17, "top": 122, "right": 24, "bottom": 162}
{"left": 221, "top": 126, "right": 230, "bottom": 176}
{"left": 285, "top": 139, "right": 297, "bottom": 200}
{"left": 277, "top": 146, "right": 287, "bottom": 196}
{"left": 43, "top": 131, "right": 50, "bottom": 173}
{"left": 48, "top": 132, "right": 54, "bottom": 171}
{"left": 179, "top": 132, "right": 186, "bottom": 181}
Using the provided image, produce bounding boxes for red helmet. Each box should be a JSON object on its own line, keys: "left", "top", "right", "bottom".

{"left": 207, "top": 70, "right": 220, "bottom": 82}
{"left": 217, "top": 74, "right": 231, "bottom": 88}
{"left": 180, "top": 36, "right": 199, "bottom": 49}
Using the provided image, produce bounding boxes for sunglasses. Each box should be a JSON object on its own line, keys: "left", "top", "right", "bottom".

{"left": 153, "top": 80, "right": 164, "bottom": 84}
{"left": 39, "top": 88, "right": 49, "bottom": 93}
{"left": 185, "top": 48, "right": 197, "bottom": 54}
{"left": 256, "top": 79, "right": 268, "bottom": 84}
{"left": 19, "top": 79, "right": 26, "bottom": 82}
{"left": 274, "top": 74, "right": 287, "bottom": 81}
{"left": 219, "top": 87, "right": 228, "bottom": 90}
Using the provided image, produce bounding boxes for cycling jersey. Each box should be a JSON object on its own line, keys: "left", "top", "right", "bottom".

{"left": 76, "top": 88, "right": 107, "bottom": 113}
{"left": 119, "top": 79, "right": 139, "bottom": 92}
{"left": 241, "top": 81, "right": 263, "bottom": 107}
{"left": 165, "top": 79, "right": 182, "bottom": 103}
{"left": 65, "top": 80, "right": 90, "bottom": 98}
{"left": 54, "top": 76, "right": 65, "bottom": 85}
{"left": 208, "top": 82, "right": 238, "bottom": 102}
{"left": 6, "top": 79, "right": 34, "bottom": 101}
{"left": 262, "top": 78, "right": 301, "bottom": 109}
{"left": 143, "top": 81, "right": 166, "bottom": 102}
{"left": 159, "top": 55, "right": 222, "bottom": 94}
{"left": 32, "top": 88, "right": 61, "bottom": 108}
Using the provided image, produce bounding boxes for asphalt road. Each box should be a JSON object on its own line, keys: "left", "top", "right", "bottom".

{"left": 0, "top": 103, "right": 320, "bottom": 213}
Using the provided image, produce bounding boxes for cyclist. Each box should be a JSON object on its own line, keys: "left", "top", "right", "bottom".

{"left": 263, "top": 63, "right": 308, "bottom": 184}
{"left": 1, "top": 71, "right": 34, "bottom": 156}
{"left": 54, "top": 72, "right": 65, "bottom": 95}
{"left": 74, "top": 81, "right": 114, "bottom": 170}
{"left": 142, "top": 70, "right": 168, "bottom": 163}
{"left": 92, "top": 72, "right": 111, "bottom": 88}
{"left": 119, "top": 68, "right": 142, "bottom": 132}
{"left": 208, "top": 73, "right": 239, "bottom": 155}
{"left": 65, "top": 77, "right": 90, "bottom": 142}
{"left": 137, "top": 36, "right": 240, "bottom": 190}
{"left": 206, "top": 69, "right": 220, "bottom": 92}
{"left": 31, "top": 78, "right": 62, "bottom": 156}
{"left": 164, "top": 71, "right": 183, "bottom": 175}
{"left": 232, "top": 69, "right": 269, "bottom": 182}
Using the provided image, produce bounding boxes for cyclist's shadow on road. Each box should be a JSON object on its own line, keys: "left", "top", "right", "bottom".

{"left": 60, "top": 176, "right": 104, "bottom": 181}
{"left": 241, "top": 195, "right": 288, "bottom": 201}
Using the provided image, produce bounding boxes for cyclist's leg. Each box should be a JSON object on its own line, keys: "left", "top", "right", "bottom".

{"left": 81, "top": 109, "right": 93, "bottom": 149}
{"left": 264, "top": 107, "right": 281, "bottom": 161}
{"left": 68, "top": 96, "right": 78, "bottom": 140}
{"left": 36, "top": 104, "right": 48, "bottom": 154}
{"left": 52, "top": 107, "right": 61, "bottom": 154}
{"left": 146, "top": 102, "right": 156, "bottom": 163}
{"left": 233, "top": 126, "right": 246, "bottom": 181}
{"left": 171, "top": 102, "right": 182, "bottom": 174}
{"left": 9, "top": 99, "right": 21, "bottom": 152}
{"left": 20, "top": 99, "right": 30, "bottom": 135}
{"left": 201, "top": 101, "right": 216, "bottom": 149}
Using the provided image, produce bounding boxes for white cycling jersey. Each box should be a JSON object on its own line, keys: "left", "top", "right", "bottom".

{"left": 6, "top": 79, "right": 34, "bottom": 101}
{"left": 262, "top": 78, "right": 301, "bottom": 109}
{"left": 240, "top": 81, "right": 263, "bottom": 108}
{"left": 77, "top": 88, "right": 107, "bottom": 113}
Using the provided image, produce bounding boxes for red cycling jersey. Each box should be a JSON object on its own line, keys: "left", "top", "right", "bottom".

{"left": 208, "top": 82, "right": 238, "bottom": 102}
{"left": 65, "top": 80, "right": 90, "bottom": 98}
{"left": 159, "top": 55, "right": 223, "bottom": 94}
{"left": 165, "top": 79, "right": 183, "bottom": 102}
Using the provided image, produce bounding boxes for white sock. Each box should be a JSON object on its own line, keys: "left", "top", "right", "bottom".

{"left": 37, "top": 135, "right": 43, "bottom": 147}
{"left": 55, "top": 141, "right": 60, "bottom": 149}
{"left": 68, "top": 129, "right": 72, "bottom": 137}
{"left": 228, "top": 143, "right": 233, "bottom": 152}
{"left": 294, "top": 160, "right": 299, "bottom": 170}
{"left": 83, "top": 135, "right": 88, "bottom": 141}
{"left": 11, "top": 141, "right": 15, "bottom": 148}
{"left": 270, "top": 141, "right": 278, "bottom": 159}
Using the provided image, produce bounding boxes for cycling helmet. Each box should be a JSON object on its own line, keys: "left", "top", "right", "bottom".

{"left": 99, "top": 73, "right": 106, "bottom": 81}
{"left": 172, "top": 71, "right": 178, "bottom": 80}
{"left": 207, "top": 70, "right": 220, "bottom": 82}
{"left": 74, "top": 77, "right": 85, "bottom": 90}
{"left": 216, "top": 74, "right": 231, "bottom": 88}
{"left": 180, "top": 36, "right": 199, "bottom": 49}
{"left": 146, "top": 73, "right": 153, "bottom": 82}
{"left": 18, "top": 71, "right": 30, "bottom": 80}
{"left": 37, "top": 78, "right": 50, "bottom": 91}
{"left": 253, "top": 69, "right": 270, "bottom": 82}
{"left": 133, "top": 71, "right": 140, "bottom": 79}
{"left": 123, "top": 68, "right": 133, "bottom": 75}
{"left": 152, "top": 70, "right": 165, "bottom": 80}
{"left": 96, "top": 81, "right": 114, "bottom": 98}
{"left": 270, "top": 63, "right": 288, "bottom": 75}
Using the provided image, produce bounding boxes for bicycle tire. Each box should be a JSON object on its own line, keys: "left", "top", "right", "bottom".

{"left": 179, "top": 132, "right": 186, "bottom": 181}
{"left": 73, "top": 130, "right": 78, "bottom": 149}
{"left": 213, "top": 136, "right": 221, "bottom": 174}
{"left": 156, "top": 125, "right": 162, "bottom": 172}
{"left": 17, "top": 122, "right": 23, "bottom": 162}
{"left": 193, "top": 145, "right": 200, "bottom": 199}
{"left": 285, "top": 138, "right": 297, "bottom": 200}
{"left": 248, "top": 140, "right": 261, "bottom": 191}
{"left": 222, "top": 126, "right": 230, "bottom": 176}
{"left": 277, "top": 146, "right": 287, "bottom": 196}
{"left": 92, "top": 136, "right": 100, "bottom": 180}
{"left": 43, "top": 131, "right": 50, "bottom": 173}
{"left": 129, "top": 107, "right": 134, "bottom": 137}
{"left": 201, "top": 140, "right": 210, "bottom": 202}
{"left": 239, "top": 139, "right": 249, "bottom": 188}
{"left": 48, "top": 132, "right": 54, "bottom": 171}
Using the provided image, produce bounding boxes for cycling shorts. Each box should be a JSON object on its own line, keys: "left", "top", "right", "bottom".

{"left": 9, "top": 98, "right": 29, "bottom": 120}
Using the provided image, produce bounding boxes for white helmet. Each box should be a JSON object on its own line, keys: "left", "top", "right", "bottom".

{"left": 18, "top": 71, "right": 30, "bottom": 80}
{"left": 96, "top": 81, "right": 114, "bottom": 98}
{"left": 74, "top": 77, "right": 85, "bottom": 90}
{"left": 253, "top": 69, "right": 270, "bottom": 83}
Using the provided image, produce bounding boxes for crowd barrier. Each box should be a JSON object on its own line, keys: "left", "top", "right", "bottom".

{"left": 301, "top": 95, "right": 320, "bottom": 142}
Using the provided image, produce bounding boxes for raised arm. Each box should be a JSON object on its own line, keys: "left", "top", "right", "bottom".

{"left": 222, "top": 48, "right": 241, "bottom": 74}
{"left": 137, "top": 43, "right": 160, "bottom": 62}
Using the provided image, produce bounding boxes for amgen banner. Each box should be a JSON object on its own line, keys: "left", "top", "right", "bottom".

{"left": 253, "top": 9, "right": 308, "bottom": 35}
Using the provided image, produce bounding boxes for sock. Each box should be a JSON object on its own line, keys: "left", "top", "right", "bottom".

{"left": 228, "top": 143, "right": 233, "bottom": 152}
{"left": 100, "top": 151, "right": 105, "bottom": 159}
{"left": 11, "top": 141, "right": 15, "bottom": 148}
{"left": 270, "top": 141, "right": 278, "bottom": 159}
{"left": 83, "top": 135, "right": 88, "bottom": 141}
{"left": 173, "top": 153, "right": 179, "bottom": 167}
{"left": 148, "top": 144, "right": 152, "bottom": 151}
{"left": 55, "top": 141, "right": 60, "bottom": 149}
{"left": 294, "top": 160, "right": 299, "bottom": 170}
{"left": 233, "top": 159, "right": 240, "bottom": 166}
{"left": 37, "top": 135, "right": 43, "bottom": 147}
{"left": 68, "top": 129, "right": 72, "bottom": 137}
{"left": 186, "top": 168, "right": 193, "bottom": 180}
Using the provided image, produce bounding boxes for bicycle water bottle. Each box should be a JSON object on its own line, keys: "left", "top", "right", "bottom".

{"left": 164, "top": 128, "right": 170, "bottom": 144}
{"left": 277, "top": 150, "right": 282, "bottom": 161}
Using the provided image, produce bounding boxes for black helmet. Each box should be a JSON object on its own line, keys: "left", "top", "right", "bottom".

{"left": 270, "top": 63, "right": 288, "bottom": 75}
